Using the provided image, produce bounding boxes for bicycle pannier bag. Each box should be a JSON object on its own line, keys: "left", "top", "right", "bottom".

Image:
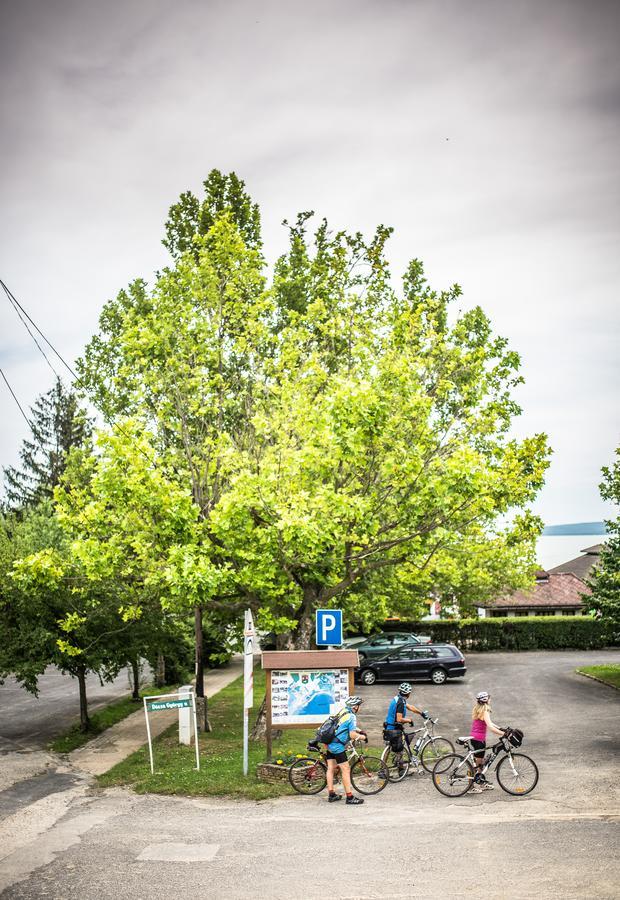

{"left": 508, "top": 728, "right": 524, "bottom": 747}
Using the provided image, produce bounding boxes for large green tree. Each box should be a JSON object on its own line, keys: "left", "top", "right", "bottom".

{"left": 584, "top": 448, "right": 620, "bottom": 627}
{"left": 72, "top": 174, "right": 549, "bottom": 653}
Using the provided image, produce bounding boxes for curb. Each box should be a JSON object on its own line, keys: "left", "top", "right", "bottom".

{"left": 575, "top": 670, "right": 620, "bottom": 692}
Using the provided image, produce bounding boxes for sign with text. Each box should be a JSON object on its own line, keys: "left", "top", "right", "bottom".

{"left": 148, "top": 698, "right": 192, "bottom": 711}
{"left": 270, "top": 668, "right": 350, "bottom": 725}
{"left": 143, "top": 691, "right": 200, "bottom": 774}
{"left": 244, "top": 609, "right": 255, "bottom": 710}
{"left": 315, "top": 609, "right": 343, "bottom": 646}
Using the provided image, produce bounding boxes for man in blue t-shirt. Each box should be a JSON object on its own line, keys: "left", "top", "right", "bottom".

{"left": 326, "top": 696, "right": 367, "bottom": 805}
{"left": 384, "top": 682, "right": 429, "bottom": 754}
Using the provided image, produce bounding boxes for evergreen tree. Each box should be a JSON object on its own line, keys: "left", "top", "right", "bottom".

{"left": 3, "top": 378, "right": 91, "bottom": 509}
{"left": 585, "top": 448, "right": 620, "bottom": 626}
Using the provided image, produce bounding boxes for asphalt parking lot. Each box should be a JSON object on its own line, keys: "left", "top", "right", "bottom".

{"left": 1, "top": 649, "right": 619, "bottom": 899}
{"left": 356, "top": 648, "right": 620, "bottom": 810}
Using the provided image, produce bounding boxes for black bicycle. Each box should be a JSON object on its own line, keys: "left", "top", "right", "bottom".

{"left": 432, "top": 727, "right": 539, "bottom": 797}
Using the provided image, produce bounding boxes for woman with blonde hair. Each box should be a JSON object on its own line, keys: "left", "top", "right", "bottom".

{"left": 469, "top": 691, "right": 505, "bottom": 793}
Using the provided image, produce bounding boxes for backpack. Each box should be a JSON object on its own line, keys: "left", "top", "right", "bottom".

{"left": 315, "top": 709, "right": 347, "bottom": 745}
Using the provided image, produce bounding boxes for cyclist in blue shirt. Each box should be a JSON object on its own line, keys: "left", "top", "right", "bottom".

{"left": 384, "top": 682, "right": 429, "bottom": 755}
{"left": 326, "top": 696, "right": 367, "bottom": 805}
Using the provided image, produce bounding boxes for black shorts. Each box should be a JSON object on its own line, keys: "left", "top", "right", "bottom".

{"left": 385, "top": 730, "right": 404, "bottom": 753}
{"left": 471, "top": 739, "right": 485, "bottom": 760}
{"left": 325, "top": 750, "right": 348, "bottom": 765}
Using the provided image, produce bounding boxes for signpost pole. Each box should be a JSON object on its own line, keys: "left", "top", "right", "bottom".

{"left": 143, "top": 697, "right": 155, "bottom": 775}
{"left": 243, "top": 609, "right": 255, "bottom": 776}
{"left": 192, "top": 691, "right": 200, "bottom": 771}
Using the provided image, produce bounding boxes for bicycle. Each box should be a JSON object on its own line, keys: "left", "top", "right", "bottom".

{"left": 431, "top": 727, "right": 539, "bottom": 797}
{"left": 288, "top": 740, "right": 389, "bottom": 796}
{"left": 381, "top": 717, "right": 454, "bottom": 782}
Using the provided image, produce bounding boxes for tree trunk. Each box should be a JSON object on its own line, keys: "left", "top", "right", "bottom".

{"left": 155, "top": 652, "right": 165, "bottom": 688}
{"left": 77, "top": 665, "right": 90, "bottom": 733}
{"left": 131, "top": 658, "right": 141, "bottom": 701}
{"left": 250, "top": 695, "right": 267, "bottom": 740}
{"left": 194, "top": 606, "right": 211, "bottom": 732}
{"left": 292, "top": 585, "right": 319, "bottom": 649}
{"left": 194, "top": 605, "right": 204, "bottom": 697}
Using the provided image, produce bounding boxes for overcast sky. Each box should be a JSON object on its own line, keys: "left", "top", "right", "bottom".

{"left": 1, "top": 0, "right": 618, "bottom": 527}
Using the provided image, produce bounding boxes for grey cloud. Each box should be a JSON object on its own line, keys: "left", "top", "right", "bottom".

{"left": 0, "top": 0, "right": 619, "bottom": 525}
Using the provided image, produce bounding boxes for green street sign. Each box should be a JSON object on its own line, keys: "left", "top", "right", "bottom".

{"left": 148, "top": 698, "right": 192, "bottom": 711}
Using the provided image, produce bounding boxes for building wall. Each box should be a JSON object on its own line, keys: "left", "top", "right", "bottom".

{"left": 486, "top": 608, "right": 583, "bottom": 618}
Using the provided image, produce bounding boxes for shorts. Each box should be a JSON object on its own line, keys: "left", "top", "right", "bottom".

{"left": 385, "top": 730, "right": 404, "bottom": 753}
{"left": 325, "top": 750, "right": 348, "bottom": 765}
{"left": 470, "top": 739, "right": 485, "bottom": 761}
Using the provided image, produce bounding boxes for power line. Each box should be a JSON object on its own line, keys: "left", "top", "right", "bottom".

{"left": 0, "top": 277, "right": 182, "bottom": 478}
{"left": 0, "top": 365, "right": 31, "bottom": 428}
{"left": 2, "top": 283, "right": 62, "bottom": 380}
{"left": 0, "top": 279, "right": 78, "bottom": 381}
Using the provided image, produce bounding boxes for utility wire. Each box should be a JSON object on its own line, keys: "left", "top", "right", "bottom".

{"left": 0, "top": 279, "right": 77, "bottom": 380}
{"left": 0, "top": 365, "right": 31, "bottom": 428}
{"left": 3, "top": 284, "right": 62, "bottom": 380}
{"left": 0, "top": 277, "right": 182, "bottom": 478}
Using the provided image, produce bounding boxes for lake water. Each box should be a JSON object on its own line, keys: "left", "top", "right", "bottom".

{"left": 536, "top": 534, "right": 606, "bottom": 570}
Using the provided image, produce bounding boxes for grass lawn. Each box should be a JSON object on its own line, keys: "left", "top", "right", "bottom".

{"left": 97, "top": 670, "right": 381, "bottom": 800}
{"left": 576, "top": 664, "right": 620, "bottom": 690}
{"left": 50, "top": 683, "right": 176, "bottom": 753}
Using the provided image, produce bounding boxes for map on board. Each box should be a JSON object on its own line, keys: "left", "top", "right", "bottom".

{"left": 270, "top": 669, "right": 350, "bottom": 725}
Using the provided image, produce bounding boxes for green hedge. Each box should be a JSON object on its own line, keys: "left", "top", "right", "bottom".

{"left": 385, "top": 616, "right": 616, "bottom": 651}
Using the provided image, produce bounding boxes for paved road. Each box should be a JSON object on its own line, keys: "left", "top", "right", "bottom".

{"left": 0, "top": 650, "right": 618, "bottom": 899}
{"left": 0, "top": 667, "right": 140, "bottom": 752}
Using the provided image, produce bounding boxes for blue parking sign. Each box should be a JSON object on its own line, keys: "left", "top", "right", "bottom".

{"left": 316, "top": 609, "right": 343, "bottom": 646}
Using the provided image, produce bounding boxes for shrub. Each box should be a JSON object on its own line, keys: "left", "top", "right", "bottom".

{"left": 385, "top": 616, "right": 615, "bottom": 651}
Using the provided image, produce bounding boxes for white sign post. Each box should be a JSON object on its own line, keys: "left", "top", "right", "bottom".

{"left": 143, "top": 691, "right": 200, "bottom": 775}
{"left": 243, "top": 609, "right": 255, "bottom": 776}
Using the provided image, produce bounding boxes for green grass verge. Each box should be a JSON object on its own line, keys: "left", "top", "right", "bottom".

{"left": 97, "top": 670, "right": 382, "bottom": 801}
{"left": 50, "top": 683, "right": 175, "bottom": 753}
{"left": 576, "top": 664, "right": 620, "bottom": 690}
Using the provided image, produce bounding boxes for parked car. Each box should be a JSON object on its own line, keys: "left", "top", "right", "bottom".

{"left": 355, "top": 643, "right": 466, "bottom": 685}
{"left": 351, "top": 631, "right": 431, "bottom": 660}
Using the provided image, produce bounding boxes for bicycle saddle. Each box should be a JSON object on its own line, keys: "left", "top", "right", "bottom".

{"left": 456, "top": 736, "right": 474, "bottom": 748}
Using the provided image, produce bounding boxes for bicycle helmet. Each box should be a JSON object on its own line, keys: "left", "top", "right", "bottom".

{"left": 345, "top": 695, "right": 363, "bottom": 709}
{"left": 398, "top": 682, "right": 412, "bottom": 696}
{"left": 475, "top": 691, "right": 490, "bottom": 703}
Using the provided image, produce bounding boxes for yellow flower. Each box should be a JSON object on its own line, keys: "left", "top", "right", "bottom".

{"left": 276, "top": 759, "right": 283, "bottom": 765}
{"left": 296, "top": 754, "right": 303, "bottom": 758}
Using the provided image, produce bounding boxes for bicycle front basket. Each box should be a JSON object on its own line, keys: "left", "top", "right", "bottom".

{"left": 509, "top": 728, "right": 524, "bottom": 747}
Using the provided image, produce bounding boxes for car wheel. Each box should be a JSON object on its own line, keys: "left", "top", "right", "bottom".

{"left": 361, "top": 669, "right": 377, "bottom": 685}
{"left": 430, "top": 667, "right": 447, "bottom": 685}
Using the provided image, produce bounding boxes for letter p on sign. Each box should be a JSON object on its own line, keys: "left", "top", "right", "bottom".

{"left": 316, "top": 609, "right": 343, "bottom": 646}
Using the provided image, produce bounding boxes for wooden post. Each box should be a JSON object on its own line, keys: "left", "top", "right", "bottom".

{"left": 265, "top": 668, "right": 273, "bottom": 761}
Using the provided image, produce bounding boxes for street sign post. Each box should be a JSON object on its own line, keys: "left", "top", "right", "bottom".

{"left": 143, "top": 691, "right": 200, "bottom": 774}
{"left": 315, "top": 609, "right": 343, "bottom": 646}
{"left": 243, "top": 609, "right": 255, "bottom": 776}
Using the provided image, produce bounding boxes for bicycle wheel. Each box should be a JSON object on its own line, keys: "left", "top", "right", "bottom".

{"left": 382, "top": 748, "right": 410, "bottom": 782}
{"left": 350, "top": 755, "right": 389, "bottom": 795}
{"left": 432, "top": 753, "right": 475, "bottom": 797}
{"left": 288, "top": 757, "right": 327, "bottom": 795}
{"left": 496, "top": 753, "right": 539, "bottom": 796}
{"left": 420, "top": 737, "right": 455, "bottom": 773}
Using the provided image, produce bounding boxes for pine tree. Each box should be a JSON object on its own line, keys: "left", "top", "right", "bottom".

{"left": 585, "top": 448, "right": 620, "bottom": 626}
{"left": 4, "top": 379, "right": 91, "bottom": 509}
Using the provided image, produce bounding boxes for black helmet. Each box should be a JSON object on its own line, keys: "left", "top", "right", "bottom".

{"left": 398, "top": 682, "right": 412, "bottom": 696}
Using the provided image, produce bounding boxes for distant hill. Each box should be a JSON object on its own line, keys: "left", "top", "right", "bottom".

{"left": 542, "top": 522, "right": 607, "bottom": 536}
